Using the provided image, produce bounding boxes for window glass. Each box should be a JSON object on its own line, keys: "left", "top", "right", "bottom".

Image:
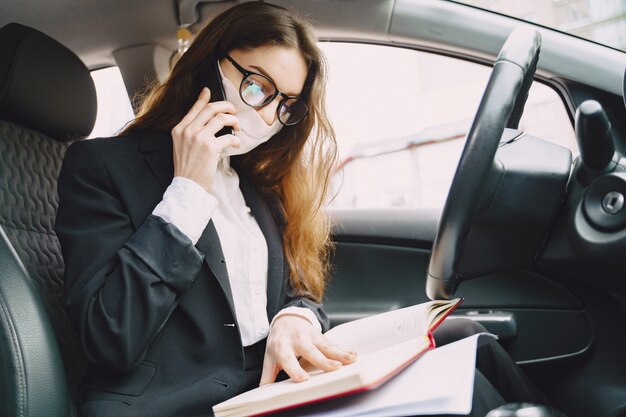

{"left": 89, "top": 67, "right": 135, "bottom": 138}
{"left": 321, "top": 42, "right": 577, "bottom": 209}
{"left": 449, "top": 0, "right": 626, "bottom": 51}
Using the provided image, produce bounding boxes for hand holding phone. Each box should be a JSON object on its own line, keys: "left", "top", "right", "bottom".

{"left": 170, "top": 87, "right": 240, "bottom": 193}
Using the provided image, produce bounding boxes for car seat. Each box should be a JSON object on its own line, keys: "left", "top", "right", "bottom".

{"left": 0, "top": 22, "right": 97, "bottom": 417}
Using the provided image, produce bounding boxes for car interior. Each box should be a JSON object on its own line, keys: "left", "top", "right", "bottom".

{"left": 1, "top": 1, "right": 626, "bottom": 417}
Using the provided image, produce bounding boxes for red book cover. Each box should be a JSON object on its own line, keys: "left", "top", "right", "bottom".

{"left": 214, "top": 298, "right": 463, "bottom": 417}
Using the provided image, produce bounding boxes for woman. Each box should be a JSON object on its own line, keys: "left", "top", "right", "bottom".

{"left": 56, "top": 4, "right": 354, "bottom": 416}
{"left": 55, "top": 3, "right": 543, "bottom": 417}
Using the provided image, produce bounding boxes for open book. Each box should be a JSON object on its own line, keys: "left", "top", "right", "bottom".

{"left": 273, "top": 333, "right": 483, "bottom": 417}
{"left": 213, "top": 298, "right": 463, "bottom": 417}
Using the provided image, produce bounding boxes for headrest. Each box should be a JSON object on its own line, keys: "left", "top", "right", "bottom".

{"left": 0, "top": 23, "right": 96, "bottom": 141}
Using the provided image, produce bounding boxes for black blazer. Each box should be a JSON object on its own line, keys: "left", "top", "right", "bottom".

{"left": 55, "top": 131, "right": 330, "bottom": 417}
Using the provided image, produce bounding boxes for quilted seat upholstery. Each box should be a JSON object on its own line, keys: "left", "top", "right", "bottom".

{"left": 0, "top": 119, "right": 86, "bottom": 389}
{"left": 0, "top": 22, "right": 97, "bottom": 416}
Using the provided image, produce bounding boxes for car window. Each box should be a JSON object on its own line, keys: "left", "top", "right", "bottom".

{"left": 451, "top": 0, "right": 626, "bottom": 52}
{"left": 88, "top": 66, "right": 135, "bottom": 139}
{"left": 322, "top": 42, "right": 577, "bottom": 209}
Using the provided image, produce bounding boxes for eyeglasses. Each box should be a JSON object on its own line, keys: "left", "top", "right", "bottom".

{"left": 225, "top": 54, "right": 308, "bottom": 126}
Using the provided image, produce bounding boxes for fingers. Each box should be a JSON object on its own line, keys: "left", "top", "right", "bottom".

{"left": 177, "top": 87, "right": 212, "bottom": 128}
{"left": 268, "top": 340, "right": 356, "bottom": 381}
{"left": 277, "top": 348, "right": 310, "bottom": 382}
{"left": 185, "top": 101, "right": 238, "bottom": 134}
{"left": 173, "top": 88, "right": 238, "bottom": 137}
{"left": 259, "top": 353, "right": 280, "bottom": 386}
{"left": 312, "top": 337, "right": 357, "bottom": 365}
{"left": 298, "top": 343, "right": 342, "bottom": 373}
{"left": 200, "top": 113, "right": 241, "bottom": 138}
{"left": 169, "top": 88, "right": 242, "bottom": 193}
{"left": 296, "top": 335, "right": 356, "bottom": 373}
{"left": 269, "top": 340, "right": 354, "bottom": 383}
{"left": 207, "top": 134, "right": 241, "bottom": 154}
{"left": 172, "top": 111, "right": 240, "bottom": 148}
{"left": 263, "top": 317, "right": 359, "bottom": 386}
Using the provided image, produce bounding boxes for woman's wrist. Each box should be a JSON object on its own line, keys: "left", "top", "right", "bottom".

{"left": 271, "top": 307, "right": 322, "bottom": 333}
{"left": 152, "top": 176, "right": 219, "bottom": 244}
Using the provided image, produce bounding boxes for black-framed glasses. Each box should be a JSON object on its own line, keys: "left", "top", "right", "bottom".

{"left": 225, "top": 54, "right": 308, "bottom": 126}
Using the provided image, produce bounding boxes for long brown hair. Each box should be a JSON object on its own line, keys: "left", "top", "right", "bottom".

{"left": 121, "top": 2, "right": 337, "bottom": 302}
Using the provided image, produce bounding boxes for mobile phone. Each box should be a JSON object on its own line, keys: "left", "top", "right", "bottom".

{"left": 203, "top": 53, "right": 234, "bottom": 137}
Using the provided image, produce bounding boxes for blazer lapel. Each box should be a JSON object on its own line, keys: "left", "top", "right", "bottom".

{"left": 238, "top": 173, "right": 285, "bottom": 319}
{"left": 122, "top": 132, "right": 174, "bottom": 225}
{"left": 194, "top": 221, "right": 236, "bottom": 317}
{"left": 139, "top": 132, "right": 174, "bottom": 193}
{"left": 139, "top": 133, "right": 236, "bottom": 318}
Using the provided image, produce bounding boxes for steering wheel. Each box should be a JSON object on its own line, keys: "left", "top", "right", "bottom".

{"left": 426, "top": 27, "right": 542, "bottom": 300}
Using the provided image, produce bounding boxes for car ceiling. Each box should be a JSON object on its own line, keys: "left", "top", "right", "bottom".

{"left": 2, "top": 0, "right": 625, "bottom": 96}
{"left": 0, "top": 0, "right": 394, "bottom": 69}
{"left": 2, "top": 0, "right": 180, "bottom": 68}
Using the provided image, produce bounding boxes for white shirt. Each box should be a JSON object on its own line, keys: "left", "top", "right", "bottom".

{"left": 153, "top": 156, "right": 321, "bottom": 346}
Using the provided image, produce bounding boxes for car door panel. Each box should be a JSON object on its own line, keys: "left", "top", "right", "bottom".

{"left": 326, "top": 209, "right": 591, "bottom": 365}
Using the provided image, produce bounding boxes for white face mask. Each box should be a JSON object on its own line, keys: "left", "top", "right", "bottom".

{"left": 218, "top": 61, "right": 282, "bottom": 156}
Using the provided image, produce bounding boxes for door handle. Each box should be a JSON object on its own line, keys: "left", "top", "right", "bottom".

{"left": 449, "top": 310, "right": 518, "bottom": 340}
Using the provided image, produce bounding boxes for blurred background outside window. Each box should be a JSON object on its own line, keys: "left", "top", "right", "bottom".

{"left": 322, "top": 43, "right": 576, "bottom": 209}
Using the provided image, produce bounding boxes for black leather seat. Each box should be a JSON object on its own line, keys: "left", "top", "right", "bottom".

{"left": 0, "top": 23, "right": 97, "bottom": 417}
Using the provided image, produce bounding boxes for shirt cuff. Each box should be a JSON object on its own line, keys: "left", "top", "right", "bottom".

{"left": 152, "top": 176, "right": 218, "bottom": 245}
{"left": 270, "top": 307, "right": 323, "bottom": 333}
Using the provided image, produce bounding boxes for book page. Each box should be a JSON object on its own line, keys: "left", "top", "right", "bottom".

{"left": 425, "top": 299, "right": 463, "bottom": 332}
{"left": 325, "top": 299, "right": 459, "bottom": 355}
{"left": 213, "top": 299, "right": 461, "bottom": 417}
{"left": 213, "top": 337, "right": 432, "bottom": 417}
{"left": 272, "top": 333, "right": 484, "bottom": 417}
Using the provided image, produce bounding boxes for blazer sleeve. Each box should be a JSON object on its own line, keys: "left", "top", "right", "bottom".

{"left": 282, "top": 291, "right": 331, "bottom": 333}
{"left": 55, "top": 140, "right": 205, "bottom": 372}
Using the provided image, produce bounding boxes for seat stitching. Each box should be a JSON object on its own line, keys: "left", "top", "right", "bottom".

{"left": 0, "top": 286, "right": 27, "bottom": 416}
{"left": 0, "top": 222, "right": 57, "bottom": 237}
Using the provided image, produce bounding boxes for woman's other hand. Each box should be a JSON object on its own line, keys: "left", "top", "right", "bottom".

{"left": 171, "top": 87, "right": 241, "bottom": 193}
{"left": 260, "top": 315, "right": 357, "bottom": 385}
